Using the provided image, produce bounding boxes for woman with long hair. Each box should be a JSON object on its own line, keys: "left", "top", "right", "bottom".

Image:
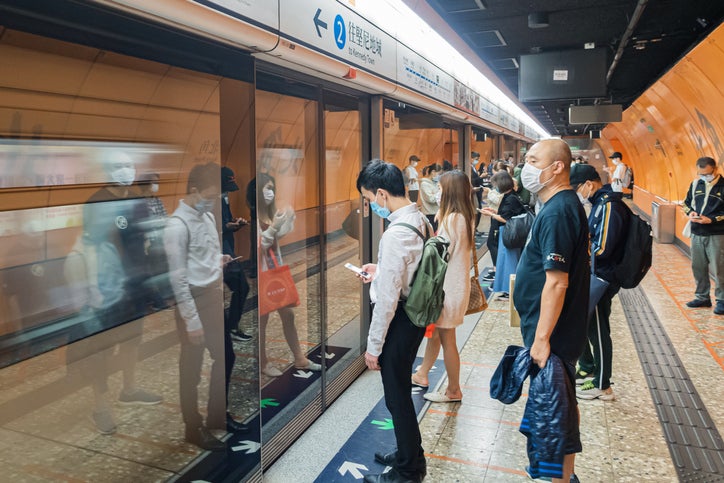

{"left": 255, "top": 173, "right": 321, "bottom": 377}
{"left": 411, "top": 170, "right": 476, "bottom": 403}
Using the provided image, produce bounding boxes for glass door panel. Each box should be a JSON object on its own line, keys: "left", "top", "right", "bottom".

{"left": 322, "top": 91, "right": 365, "bottom": 382}
{"left": 254, "top": 86, "right": 322, "bottom": 440}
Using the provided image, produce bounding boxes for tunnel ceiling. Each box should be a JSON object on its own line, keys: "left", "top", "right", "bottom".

{"left": 424, "top": 0, "right": 724, "bottom": 137}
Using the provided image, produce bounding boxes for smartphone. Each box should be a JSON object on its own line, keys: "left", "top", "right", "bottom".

{"left": 344, "top": 262, "right": 370, "bottom": 279}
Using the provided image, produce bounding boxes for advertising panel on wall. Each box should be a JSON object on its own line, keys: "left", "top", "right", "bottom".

{"left": 453, "top": 80, "right": 480, "bottom": 116}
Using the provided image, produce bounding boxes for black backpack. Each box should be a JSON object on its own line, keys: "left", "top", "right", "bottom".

{"left": 611, "top": 200, "right": 652, "bottom": 288}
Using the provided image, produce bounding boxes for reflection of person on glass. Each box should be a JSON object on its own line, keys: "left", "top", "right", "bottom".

{"left": 64, "top": 150, "right": 162, "bottom": 436}
{"left": 256, "top": 173, "right": 322, "bottom": 377}
{"left": 165, "top": 162, "right": 248, "bottom": 451}
{"left": 220, "top": 166, "right": 252, "bottom": 342}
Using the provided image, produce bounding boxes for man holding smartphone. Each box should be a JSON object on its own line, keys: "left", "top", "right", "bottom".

{"left": 683, "top": 156, "right": 724, "bottom": 315}
{"left": 356, "top": 160, "right": 428, "bottom": 483}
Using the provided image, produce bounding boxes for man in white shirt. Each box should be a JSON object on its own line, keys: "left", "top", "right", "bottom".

{"left": 405, "top": 155, "right": 420, "bottom": 203}
{"left": 357, "top": 160, "right": 428, "bottom": 483}
{"left": 165, "top": 162, "right": 246, "bottom": 451}
{"left": 608, "top": 151, "right": 627, "bottom": 193}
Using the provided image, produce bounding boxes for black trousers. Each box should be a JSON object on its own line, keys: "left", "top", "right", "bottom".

{"left": 578, "top": 283, "right": 619, "bottom": 390}
{"left": 223, "top": 263, "right": 250, "bottom": 327}
{"left": 175, "top": 285, "right": 231, "bottom": 429}
{"left": 378, "top": 306, "right": 426, "bottom": 479}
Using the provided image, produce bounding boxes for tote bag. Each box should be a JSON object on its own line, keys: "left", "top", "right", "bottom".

{"left": 258, "top": 249, "right": 300, "bottom": 316}
{"left": 466, "top": 248, "right": 488, "bottom": 315}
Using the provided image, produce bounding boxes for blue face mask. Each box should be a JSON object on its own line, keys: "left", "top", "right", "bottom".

{"left": 432, "top": 175, "right": 440, "bottom": 183}
{"left": 370, "top": 199, "right": 391, "bottom": 219}
{"left": 195, "top": 198, "right": 216, "bottom": 213}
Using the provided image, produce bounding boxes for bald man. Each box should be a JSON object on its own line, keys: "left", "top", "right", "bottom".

{"left": 514, "top": 139, "right": 590, "bottom": 483}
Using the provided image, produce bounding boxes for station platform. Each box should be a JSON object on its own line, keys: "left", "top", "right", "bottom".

{"left": 265, "top": 241, "right": 724, "bottom": 482}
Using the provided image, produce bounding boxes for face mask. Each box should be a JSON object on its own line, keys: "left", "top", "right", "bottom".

{"left": 435, "top": 190, "right": 442, "bottom": 205}
{"left": 577, "top": 192, "right": 587, "bottom": 205}
{"left": 111, "top": 167, "right": 135, "bottom": 186}
{"left": 612, "top": 159, "right": 620, "bottom": 166}
{"left": 432, "top": 175, "right": 440, "bottom": 183}
{"left": 472, "top": 159, "right": 479, "bottom": 165}
{"left": 195, "top": 198, "right": 215, "bottom": 213}
{"left": 370, "top": 193, "right": 391, "bottom": 219}
{"left": 700, "top": 174, "right": 715, "bottom": 183}
{"left": 150, "top": 183, "right": 159, "bottom": 193}
{"left": 521, "top": 162, "right": 556, "bottom": 194}
{"left": 263, "top": 188, "right": 275, "bottom": 205}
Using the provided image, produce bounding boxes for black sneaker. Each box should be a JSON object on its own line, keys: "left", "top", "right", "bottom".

{"left": 482, "top": 272, "right": 496, "bottom": 281}
{"left": 230, "top": 329, "right": 253, "bottom": 342}
{"left": 686, "top": 298, "right": 712, "bottom": 308}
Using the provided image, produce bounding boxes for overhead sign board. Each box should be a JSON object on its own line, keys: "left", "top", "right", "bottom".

{"left": 398, "top": 45, "right": 454, "bottom": 104}
{"left": 278, "top": 0, "right": 397, "bottom": 80}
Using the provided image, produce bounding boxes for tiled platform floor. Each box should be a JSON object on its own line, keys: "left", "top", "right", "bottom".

{"left": 268, "top": 241, "right": 722, "bottom": 482}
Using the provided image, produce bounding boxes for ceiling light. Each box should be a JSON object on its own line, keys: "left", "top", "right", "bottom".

{"left": 528, "top": 12, "right": 549, "bottom": 29}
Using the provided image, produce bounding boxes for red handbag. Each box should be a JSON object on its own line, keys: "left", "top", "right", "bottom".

{"left": 258, "top": 249, "right": 300, "bottom": 316}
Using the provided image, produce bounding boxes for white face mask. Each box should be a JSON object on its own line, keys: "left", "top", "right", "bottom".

{"left": 150, "top": 183, "right": 159, "bottom": 193}
{"left": 195, "top": 198, "right": 215, "bottom": 213}
{"left": 700, "top": 174, "right": 715, "bottom": 183}
{"left": 520, "top": 162, "right": 556, "bottom": 194}
{"left": 111, "top": 167, "right": 136, "bottom": 186}
{"left": 612, "top": 159, "right": 621, "bottom": 166}
{"left": 262, "top": 187, "right": 275, "bottom": 205}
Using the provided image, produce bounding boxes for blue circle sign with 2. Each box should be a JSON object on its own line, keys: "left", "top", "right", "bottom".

{"left": 334, "top": 14, "right": 346, "bottom": 49}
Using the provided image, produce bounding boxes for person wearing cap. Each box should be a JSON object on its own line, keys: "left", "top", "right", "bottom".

{"left": 608, "top": 151, "right": 627, "bottom": 193}
{"left": 682, "top": 156, "right": 724, "bottom": 315}
{"left": 220, "top": 166, "right": 253, "bottom": 343}
{"left": 404, "top": 155, "right": 420, "bottom": 203}
{"left": 569, "top": 163, "right": 629, "bottom": 401}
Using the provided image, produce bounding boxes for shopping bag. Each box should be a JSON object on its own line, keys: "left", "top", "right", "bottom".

{"left": 258, "top": 249, "right": 300, "bottom": 316}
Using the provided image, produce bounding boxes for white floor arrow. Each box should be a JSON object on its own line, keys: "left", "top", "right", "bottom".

{"left": 293, "top": 370, "right": 313, "bottom": 379}
{"left": 338, "top": 461, "right": 368, "bottom": 479}
{"left": 316, "top": 352, "right": 336, "bottom": 360}
{"left": 231, "top": 440, "right": 261, "bottom": 454}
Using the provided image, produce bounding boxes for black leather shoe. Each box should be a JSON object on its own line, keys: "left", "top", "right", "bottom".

{"left": 225, "top": 415, "right": 250, "bottom": 433}
{"left": 185, "top": 426, "right": 225, "bottom": 451}
{"left": 686, "top": 298, "right": 712, "bottom": 308}
{"left": 374, "top": 450, "right": 397, "bottom": 466}
{"left": 363, "top": 469, "right": 418, "bottom": 483}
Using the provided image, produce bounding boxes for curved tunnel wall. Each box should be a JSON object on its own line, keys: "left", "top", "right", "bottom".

{"left": 601, "top": 23, "right": 724, "bottom": 246}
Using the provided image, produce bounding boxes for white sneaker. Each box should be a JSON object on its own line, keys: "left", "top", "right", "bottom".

{"left": 295, "top": 361, "right": 322, "bottom": 371}
{"left": 262, "top": 364, "right": 283, "bottom": 377}
{"left": 576, "top": 381, "right": 615, "bottom": 401}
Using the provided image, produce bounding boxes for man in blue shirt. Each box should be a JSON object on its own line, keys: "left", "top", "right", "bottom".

{"left": 514, "top": 139, "right": 589, "bottom": 483}
{"left": 569, "top": 164, "right": 629, "bottom": 401}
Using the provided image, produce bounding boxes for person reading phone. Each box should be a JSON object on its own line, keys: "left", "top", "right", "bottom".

{"left": 356, "top": 160, "right": 428, "bottom": 483}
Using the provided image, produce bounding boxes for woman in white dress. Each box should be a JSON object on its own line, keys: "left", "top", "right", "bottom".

{"left": 411, "top": 170, "right": 476, "bottom": 402}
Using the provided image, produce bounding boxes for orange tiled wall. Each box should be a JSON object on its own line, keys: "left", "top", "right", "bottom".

{"left": 600, "top": 23, "right": 724, "bottom": 246}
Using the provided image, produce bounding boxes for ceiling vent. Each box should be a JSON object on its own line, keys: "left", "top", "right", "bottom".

{"left": 491, "top": 58, "right": 519, "bottom": 70}
{"left": 528, "top": 12, "right": 550, "bottom": 29}
{"left": 465, "top": 30, "right": 506, "bottom": 48}
{"left": 445, "top": 0, "right": 486, "bottom": 14}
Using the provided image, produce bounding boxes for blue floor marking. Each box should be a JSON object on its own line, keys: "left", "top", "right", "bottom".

{"left": 314, "top": 356, "right": 447, "bottom": 482}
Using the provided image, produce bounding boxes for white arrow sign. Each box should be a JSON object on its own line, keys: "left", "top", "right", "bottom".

{"left": 231, "top": 440, "right": 261, "bottom": 454}
{"left": 293, "top": 370, "right": 313, "bottom": 379}
{"left": 411, "top": 387, "right": 423, "bottom": 394}
{"left": 316, "top": 352, "right": 336, "bottom": 360}
{"left": 338, "top": 461, "right": 368, "bottom": 479}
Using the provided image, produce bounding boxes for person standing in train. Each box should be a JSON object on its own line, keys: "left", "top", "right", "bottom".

{"left": 470, "top": 151, "right": 485, "bottom": 235}
{"left": 419, "top": 163, "right": 442, "bottom": 231}
{"left": 569, "top": 164, "right": 629, "bottom": 401}
{"left": 683, "top": 156, "right": 724, "bottom": 315}
{"left": 412, "top": 170, "right": 475, "bottom": 404}
{"left": 514, "top": 139, "right": 589, "bottom": 483}
{"left": 404, "top": 155, "right": 420, "bottom": 203}
{"left": 165, "top": 162, "right": 247, "bottom": 452}
{"left": 357, "top": 160, "right": 428, "bottom": 483}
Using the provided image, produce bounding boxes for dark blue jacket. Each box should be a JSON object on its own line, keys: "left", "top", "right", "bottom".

{"left": 588, "top": 185, "right": 629, "bottom": 284}
{"left": 490, "top": 345, "right": 580, "bottom": 480}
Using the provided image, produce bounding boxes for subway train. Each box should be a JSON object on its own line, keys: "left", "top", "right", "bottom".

{"left": 0, "top": 1, "right": 722, "bottom": 482}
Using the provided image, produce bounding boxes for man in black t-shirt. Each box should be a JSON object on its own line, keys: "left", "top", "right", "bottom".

{"left": 514, "top": 139, "right": 590, "bottom": 483}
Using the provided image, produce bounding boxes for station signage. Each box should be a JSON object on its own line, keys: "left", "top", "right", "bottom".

{"left": 279, "top": 0, "right": 397, "bottom": 80}
{"left": 398, "top": 44, "right": 454, "bottom": 104}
